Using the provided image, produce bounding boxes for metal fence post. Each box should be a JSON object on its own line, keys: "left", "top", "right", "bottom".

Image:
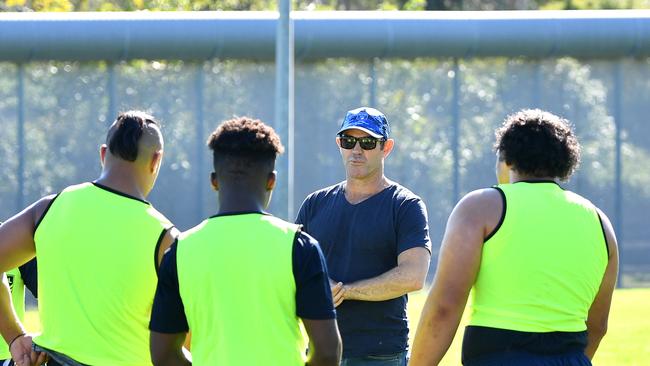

{"left": 613, "top": 61, "right": 624, "bottom": 288}
{"left": 16, "top": 64, "right": 25, "bottom": 212}
{"left": 275, "top": 0, "right": 294, "bottom": 220}
{"left": 195, "top": 63, "right": 206, "bottom": 221}
{"left": 451, "top": 59, "right": 461, "bottom": 203}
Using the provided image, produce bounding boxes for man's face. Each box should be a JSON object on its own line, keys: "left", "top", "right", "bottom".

{"left": 337, "top": 129, "right": 388, "bottom": 180}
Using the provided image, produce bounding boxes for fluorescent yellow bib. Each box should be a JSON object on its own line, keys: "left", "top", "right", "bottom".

{"left": 34, "top": 182, "right": 170, "bottom": 366}
{"left": 177, "top": 213, "right": 305, "bottom": 366}
{"left": 469, "top": 182, "right": 608, "bottom": 332}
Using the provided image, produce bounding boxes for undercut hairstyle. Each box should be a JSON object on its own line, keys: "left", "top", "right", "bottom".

{"left": 106, "top": 111, "right": 160, "bottom": 162}
{"left": 207, "top": 117, "right": 284, "bottom": 177}
{"left": 495, "top": 109, "right": 581, "bottom": 181}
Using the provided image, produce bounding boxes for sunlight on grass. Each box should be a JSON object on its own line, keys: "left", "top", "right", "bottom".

{"left": 406, "top": 288, "right": 650, "bottom": 366}
{"left": 23, "top": 288, "right": 648, "bottom": 365}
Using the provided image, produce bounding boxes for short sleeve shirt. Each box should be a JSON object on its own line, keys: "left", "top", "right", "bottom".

{"left": 296, "top": 182, "right": 431, "bottom": 357}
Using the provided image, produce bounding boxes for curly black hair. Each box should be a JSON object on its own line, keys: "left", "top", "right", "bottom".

{"left": 207, "top": 117, "right": 284, "bottom": 175}
{"left": 495, "top": 109, "right": 581, "bottom": 181}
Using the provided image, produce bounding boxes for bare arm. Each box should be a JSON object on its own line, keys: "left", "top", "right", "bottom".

{"left": 303, "top": 318, "right": 341, "bottom": 366}
{"left": 409, "top": 189, "right": 500, "bottom": 366}
{"left": 333, "top": 246, "right": 430, "bottom": 305}
{"left": 0, "top": 196, "right": 53, "bottom": 272}
{"left": 150, "top": 331, "right": 191, "bottom": 366}
{"left": 584, "top": 209, "right": 619, "bottom": 360}
{"left": 0, "top": 274, "right": 24, "bottom": 346}
{"left": 0, "top": 197, "right": 52, "bottom": 366}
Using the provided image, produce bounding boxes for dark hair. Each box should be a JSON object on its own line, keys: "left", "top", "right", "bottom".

{"left": 107, "top": 111, "right": 159, "bottom": 162}
{"left": 495, "top": 109, "right": 581, "bottom": 181}
{"left": 207, "top": 117, "right": 284, "bottom": 175}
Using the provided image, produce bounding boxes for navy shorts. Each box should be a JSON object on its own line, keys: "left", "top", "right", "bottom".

{"left": 464, "top": 350, "right": 592, "bottom": 366}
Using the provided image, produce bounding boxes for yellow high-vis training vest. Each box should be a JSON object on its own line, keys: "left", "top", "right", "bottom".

{"left": 469, "top": 182, "right": 608, "bottom": 333}
{"left": 177, "top": 213, "right": 305, "bottom": 366}
{"left": 34, "top": 182, "right": 171, "bottom": 366}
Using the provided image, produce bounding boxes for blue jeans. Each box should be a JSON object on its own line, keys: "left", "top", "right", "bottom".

{"left": 341, "top": 351, "right": 408, "bottom": 366}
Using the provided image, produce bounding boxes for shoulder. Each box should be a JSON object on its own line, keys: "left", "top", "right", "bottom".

{"left": 388, "top": 181, "right": 424, "bottom": 203}
{"left": 32, "top": 193, "right": 59, "bottom": 229}
{"left": 294, "top": 230, "right": 321, "bottom": 251}
{"left": 145, "top": 206, "right": 173, "bottom": 228}
{"left": 55, "top": 182, "right": 93, "bottom": 196}
{"left": 593, "top": 206, "right": 618, "bottom": 258}
{"left": 452, "top": 187, "right": 504, "bottom": 226}
{"left": 303, "top": 182, "right": 344, "bottom": 203}
{"left": 177, "top": 220, "right": 209, "bottom": 243}
{"left": 388, "top": 182, "right": 427, "bottom": 212}
{"left": 459, "top": 187, "right": 503, "bottom": 210}
{"left": 292, "top": 231, "right": 327, "bottom": 279}
{"left": 562, "top": 188, "right": 597, "bottom": 207}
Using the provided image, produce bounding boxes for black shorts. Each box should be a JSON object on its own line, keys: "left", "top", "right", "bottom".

{"left": 0, "top": 359, "right": 14, "bottom": 366}
{"left": 464, "top": 350, "right": 592, "bottom": 366}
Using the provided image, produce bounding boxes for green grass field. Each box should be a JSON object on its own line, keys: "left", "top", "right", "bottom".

{"left": 23, "top": 288, "right": 649, "bottom": 365}
{"left": 406, "top": 288, "right": 650, "bottom": 366}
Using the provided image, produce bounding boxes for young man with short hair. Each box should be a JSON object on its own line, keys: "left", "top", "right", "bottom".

{"left": 0, "top": 111, "right": 176, "bottom": 366}
{"left": 150, "top": 117, "right": 341, "bottom": 366}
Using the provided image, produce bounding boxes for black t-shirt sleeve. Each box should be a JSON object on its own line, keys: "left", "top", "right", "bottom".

{"left": 149, "top": 242, "right": 189, "bottom": 333}
{"left": 18, "top": 258, "right": 38, "bottom": 297}
{"left": 295, "top": 196, "right": 311, "bottom": 229}
{"left": 292, "top": 231, "right": 336, "bottom": 320}
{"left": 396, "top": 197, "right": 432, "bottom": 255}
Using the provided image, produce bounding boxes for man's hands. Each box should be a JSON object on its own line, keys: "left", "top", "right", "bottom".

{"left": 9, "top": 334, "right": 48, "bottom": 366}
{"left": 329, "top": 279, "right": 346, "bottom": 308}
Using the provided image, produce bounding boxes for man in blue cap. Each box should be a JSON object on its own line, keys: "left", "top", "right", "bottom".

{"left": 296, "top": 107, "right": 431, "bottom": 365}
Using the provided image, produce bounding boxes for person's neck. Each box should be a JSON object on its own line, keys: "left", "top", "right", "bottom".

{"left": 95, "top": 168, "right": 146, "bottom": 201}
{"left": 217, "top": 190, "right": 266, "bottom": 215}
{"left": 344, "top": 173, "right": 390, "bottom": 204}
{"left": 510, "top": 172, "right": 557, "bottom": 183}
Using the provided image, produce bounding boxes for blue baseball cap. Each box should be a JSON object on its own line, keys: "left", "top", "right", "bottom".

{"left": 337, "top": 107, "right": 390, "bottom": 140}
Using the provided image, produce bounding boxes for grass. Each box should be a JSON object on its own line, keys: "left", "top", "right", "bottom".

{"left": 406, "top": 288, "right": 650, "bottom": 366}
{"left": 22, "top": 288, "right": 649, "bottom": 365}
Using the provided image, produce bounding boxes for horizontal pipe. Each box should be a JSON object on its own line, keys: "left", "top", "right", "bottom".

{"left": 0, "top": 11, "right": 649, "bottom": 61}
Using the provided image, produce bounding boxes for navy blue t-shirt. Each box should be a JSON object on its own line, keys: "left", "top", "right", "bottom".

{"left": 150, "top": 221, "right": 335, "bottom": 334}
{"left": 296, "top": 182, "right": 431, "bottom": 357}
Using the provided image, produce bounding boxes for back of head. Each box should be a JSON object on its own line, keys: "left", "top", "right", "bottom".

{"left": 207, "top": 117, "right": 284, "bottom": 180}
{"left": 106, "top": 111, "right": 162, "bottom": 162}
{"left": 495, "top": 109, "right": 581, "bottom": 181}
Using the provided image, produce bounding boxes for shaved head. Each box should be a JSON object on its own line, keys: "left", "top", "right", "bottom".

{"left": 106, "top": 111, "right": 163, "bottom": 162}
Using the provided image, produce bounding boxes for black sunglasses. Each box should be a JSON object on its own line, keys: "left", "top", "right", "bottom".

{"left": 338, "top": 135, "right": 384, "bottom": 150}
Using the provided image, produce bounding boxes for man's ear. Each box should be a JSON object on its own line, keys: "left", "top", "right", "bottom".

{"left": 210, "top": 172, "right": 219, "bottom": 191}
{"left": 266, "top": 171, "right": 277, "bottom": 191}
{"left": 99, "top": 144, "right": 108, "bottom": 166}
{"left": 382, "top": 139, "right": 395, "bottom": 158}
{"left": 150, "top": 150, "right": 163, "bottom": 174}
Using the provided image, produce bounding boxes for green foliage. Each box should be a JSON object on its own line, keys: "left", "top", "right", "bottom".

{"left": 1, "top": 57, "right": 648, "bottom": 241}
{"left": 541, "top": 0, "right": 650, "bottom": 10}
{"left": 2, "top": 0, "right": 650, "bottom": 11}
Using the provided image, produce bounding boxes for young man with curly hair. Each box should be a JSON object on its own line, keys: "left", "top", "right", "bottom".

{"left": 410, "top": 109, "right": 618, "bottom": 366}
{"left": 149, "top": 117, "right": 342, "bottom": 366}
